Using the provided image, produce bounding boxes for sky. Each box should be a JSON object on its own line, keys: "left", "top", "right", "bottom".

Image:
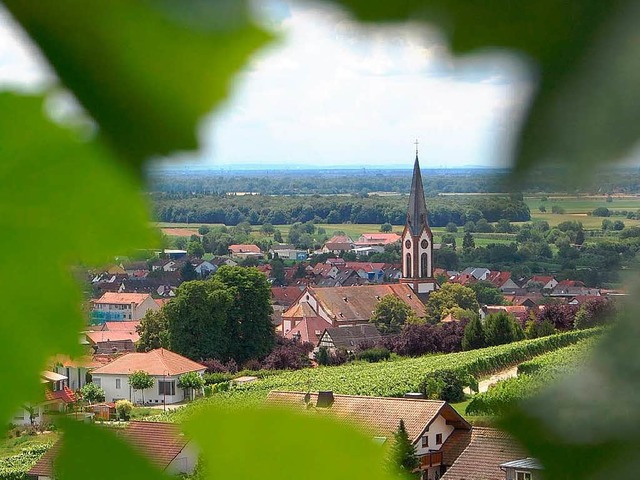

{"left": 0, "top": 0, "right": 534, "bottom": 170}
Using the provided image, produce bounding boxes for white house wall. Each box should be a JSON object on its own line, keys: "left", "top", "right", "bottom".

{"left": 91, "top": 374, "right": 186, "bottom": 405}
{"left": 414, "top": 414, "right": 455, "bottom": 456}
{"left": 166, "top": 442, "right": 199, "bottom": 475}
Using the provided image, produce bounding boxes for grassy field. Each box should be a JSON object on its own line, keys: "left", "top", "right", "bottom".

{"left": 0, "top": 431, "right": 58, "bottom": 460}
{"left": 153, "top": 195, "right": 640, "bottom": 245}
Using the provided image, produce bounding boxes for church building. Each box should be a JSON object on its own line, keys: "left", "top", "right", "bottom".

{"left": 399, "top": 143, "right": 438, "bottom": 294}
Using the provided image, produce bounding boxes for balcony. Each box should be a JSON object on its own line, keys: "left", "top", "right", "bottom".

{"left": 419, "top": 451, "right": 443, "bottom": 469}
{"left": 90, "top": 310, "right": 128, "bottom": 323}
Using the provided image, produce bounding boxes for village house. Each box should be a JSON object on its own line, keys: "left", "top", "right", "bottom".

{"left": 355, "top": 232, "right": 401, "bottom": 246}
{"left": 526, "top": 276, "right": 558, "bottom": 291}
{"left": 12, "top": 372, "right": 76, "bottom": 427}
{"left": 321, "top": 235, "right": 354, "bottom": 254}
{"left": 90, "top": 292, "right": 160, "bottom": 323}
{"left": 27, "top": 421, "right": 199, "bottom": 478}
{"left": 228, "top": 243, "right": 263, "bottom": 260}
{"left": 284, "top": 315, "right": 332, "bottom": 346}
{"left": 89, "top": 348, "right": 206, "bottom": 405}
{"left": 85, "top": 329, "right": 140, "bottom": 354}
{"left": 280, "top": 283, "right": 427, "bottom": 333}
{"left": 441, "top": 427, "right": 540, "bottom": 480}
{"left": 267, "top": 391, "right": 472, "bottom": 480}
{"left": 317, "top": 325, "right": 382, "bottom": 353}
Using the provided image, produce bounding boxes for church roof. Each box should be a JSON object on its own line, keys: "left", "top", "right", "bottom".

{"left": 407, "top": 154, "right": 429, "bottom": 236}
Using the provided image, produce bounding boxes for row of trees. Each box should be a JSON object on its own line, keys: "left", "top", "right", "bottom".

{"left": 153, "top": 193, "right": 530, "bottom": 226}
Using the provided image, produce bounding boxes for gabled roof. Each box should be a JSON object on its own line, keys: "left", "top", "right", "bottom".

{"left": 229, "top": 244, "right": 261, "bottom": 254}
{"left": 102, "top": 321, "right": 140, "bottom": 332}
{"left": 93, "top": 292, "right": 152, "bottom": 306}
{"left": 285, "top": 316, "right": 332, "bottom": 344}
{"left": 407, "top": 154, "right": 429, "bottom": 236}
{"left": 27, "top": 422, "right": 190, "bottom": 477}
{"left": 322, "top": 324, "right": 382, "bottom": 349}
{"left": 266, "top": 391, "right": 470, "bottom": 443}
{"left": 282, "top": 302, "right": 318, "bottom": 319}
{"left": 85, "top": 330, "right": 140, "bottom": 345}
{"left": 357, "top": 233, "right": 401, "bottom": 245}
{"left": 271, "top": 286, "right": 305, "bottom": 306}
{"left": 45, "top": 385, "right": 77, "bottom": 403}
{"left": 441, "top": 427, "right": 528, "bottom": 480}
{"left": 91, "top": 348, "right": 205, "bottom": 376}
{"left": 309, "top": 284, "right": 426, "bottom": 323}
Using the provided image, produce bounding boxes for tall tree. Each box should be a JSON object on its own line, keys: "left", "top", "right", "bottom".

{"left": 462, "top": 231, "right": 475, "bottom": 250}
{"left": 462, "top": 316, "right": 485, "bottom": 350}
{"left": 468, "top": 281, "right": 504, "bottom": 306}
{"left": 484, "top": 312, "right": 524, "bottom": 346}
{"left": 180, "top": 261, "right": 197, "bottom": 281}
{"left": 427, "top": 283, "right": 479, "bottom": 322}
{"left": 165, "top": 280, "right": 233, "bottom": 360}
{"left": 215, "top": 266, "right": 275, "bottom": 364}
{"left": 370, "top": 295, "right": 418, "bottom": 334}
{"left": 389, "top": 420, "right": 419, "bottom": 477}
{"left": 136, "top": 309, "right": 170, "bottom": 352}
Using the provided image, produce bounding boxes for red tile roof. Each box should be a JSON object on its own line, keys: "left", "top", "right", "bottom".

{"left": 356, "top": 233, "right": 401, "bottom": 245}
{"left": 86, "top": 330, "right": 140, "bottom": 344}
{"left": 284, "top": 316, "right": 332, "bottom": 344}
{"left": 282, "top": 301, "right": 318, "bottom": 319}
{"left": 45, "top": 386, "right": 76, "bottom": 403}
{"left": 93, "top": 292, "right": 152, "bottom": 306}
{"left": 309, "top": 284, "right": 427, "bottom": 323}
{"left": 27, "top": 422, "right": 189, "bottom": 477}
{"left": 91, "top": 348, "right": 205, "bottom": 376}
{"left": 267, "top": 391, "right": 469, "bottom": 443}
{"left": 441, "top": 427, "right": 528, "bottom": 480}
{"left": 487, "top": 271, "right": 512, "bottom": 287}
{"left": 271, "top": 286, "right": 305, "bottom": 306}
{"left": 229, "top": 244, "right": 261, "bottom": 254}
{"left": 102, "top": 321, "right": 140, "bottom": 332}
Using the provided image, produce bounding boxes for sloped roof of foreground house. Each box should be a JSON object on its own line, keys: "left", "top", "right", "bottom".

{"left": 91, "top": 348, "right": 205, "bottom": 376}
{"left": 266, "top": 391, "right": 470, "bottom": 444}
{"left": 441, "top": 427, "right": 530, "bottom": 480}
{"left": 28, "top": 422, "right": 190, "bottom": 477}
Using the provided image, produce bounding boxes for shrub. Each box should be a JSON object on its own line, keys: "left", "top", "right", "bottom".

{"left": 202, "top": 359, "right": 228, "bottom": 373}
{"left": 115, "top": 400, "right": 133, "bottom": 420}
{"left": 203, "top": 372, "right": 234, "bottom": 385}
{"left": 80, "top": 382, "right": 105, "bottom": 404}
{"left": 356, "top": 348, "right": 391, "bottom": 363}
{"left": 422, "top": 369, "right": 471, "bottom": 403}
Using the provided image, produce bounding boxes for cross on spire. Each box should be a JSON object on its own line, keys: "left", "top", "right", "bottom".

{"left": 414, "top": 138, "right": 419, "bottom": 158}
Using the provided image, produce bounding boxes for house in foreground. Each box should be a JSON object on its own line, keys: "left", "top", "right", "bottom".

{"left": 317, "top": 325, "right": 382, "bottom": 353}
{"left": 90, "top": 348, "right": 206, "bottom": 405}
{"left": 441, "top": 427, "right": 541, "bottom": 480}
{"left": 267, "top": 391, "right": 472, "bottom": 480}
{"left": 12, "top": 372, "right": 77, "bottom": 426}
{"left": 27, "top": 421, "right": 198, "bottom": 479}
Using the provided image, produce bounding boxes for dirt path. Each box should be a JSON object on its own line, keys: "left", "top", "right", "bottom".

{"left": 464, "top": 365, "right": 519, "bottom": 395}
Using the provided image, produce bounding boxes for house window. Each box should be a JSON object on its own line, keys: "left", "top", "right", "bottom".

{"left": 93, "top": 378, "right": 101, "bottom": 387}
{"left": 421, "top": 253, "right": 428, "bottom": 278}
{"left": 115, "top": 378, "right": 121, "bottom": 389}
{"left": 405, "top": 253, "right": 412, "bottom": 278}
{"left": 158, "top": 380, "right": 175, "bottom": 396}
{"left": 421, "top": 436, "right": 428, "bottom": 447}
{"left": 515, "top": 472, "right": 531, "bottom": 480}
{"left": 435, "top": 433, "right": 442, "bottom": 445}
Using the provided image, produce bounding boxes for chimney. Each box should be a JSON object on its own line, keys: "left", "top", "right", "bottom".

{"left": 404, "top": 392, "right": 426, "bottom": 400}
{"left": 316, "top": 391, "right": 334, "bottom": 408}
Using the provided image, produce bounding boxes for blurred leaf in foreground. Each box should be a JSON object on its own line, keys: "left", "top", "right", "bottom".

{"left": 55, "top": 420, "right": 170, "bottom": 480}
{"left": 0, "top": 92, "right": 155, "bottom": 427}
{"left": 330, "top": 0, "right": 640, "bottom": 174}
{"left": 3, "top": 0, "right": 273, "bottom": 169}
{"left": 184, "top": 405, "right": 398, "bottom": 480}
{"left": 500, "top": 293, "right": 640, "bottom": 479}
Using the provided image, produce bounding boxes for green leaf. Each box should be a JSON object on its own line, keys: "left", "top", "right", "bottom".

{"left": 499, "top": 305, "right": 640, "bottom": 479}
{"left": 55, "top": 420, "right": 171, "bottom": 480}
{"left": 2, "top": 0, "right": 273, "bottom": 168}
{"left": 329, "top": 0, "right": 637, "bottom": 173}
{"left": 0, "top": 92, "right": 155, "bottom": 426}
{"left": 184, "top": 405, "right": 397, "bottom": 480}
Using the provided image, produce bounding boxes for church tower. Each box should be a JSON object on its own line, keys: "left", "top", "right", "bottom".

{"left": 400, "top": 141, "right": 437, "bottom": 294}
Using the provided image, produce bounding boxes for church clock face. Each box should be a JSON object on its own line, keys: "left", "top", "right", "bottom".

{"left": 421, "top": 239, "right": 429, "bottom": 249}
{"left": 405, "top": 240, "right": 411, "bottom": 249}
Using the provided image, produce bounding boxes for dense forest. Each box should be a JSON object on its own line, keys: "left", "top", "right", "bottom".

{"left": 148, "top": 166, "right": 640, "bottom": 196}
{"left": 152, "top": 192, "right": 531, "bottom": 226}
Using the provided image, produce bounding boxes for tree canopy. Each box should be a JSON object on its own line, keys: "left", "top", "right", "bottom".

{"left": 427, "top": 283, "right": 479, "bottom": 322}
{"left": 370, "top": 295, "right": 419, "bottom": 334}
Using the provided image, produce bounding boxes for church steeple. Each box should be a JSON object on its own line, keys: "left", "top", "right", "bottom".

{"left": 407, "top": 146, "right": 429, "bottom": 236}
{"left": 400, "top": 139, "right": 437, "bottom": 295}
